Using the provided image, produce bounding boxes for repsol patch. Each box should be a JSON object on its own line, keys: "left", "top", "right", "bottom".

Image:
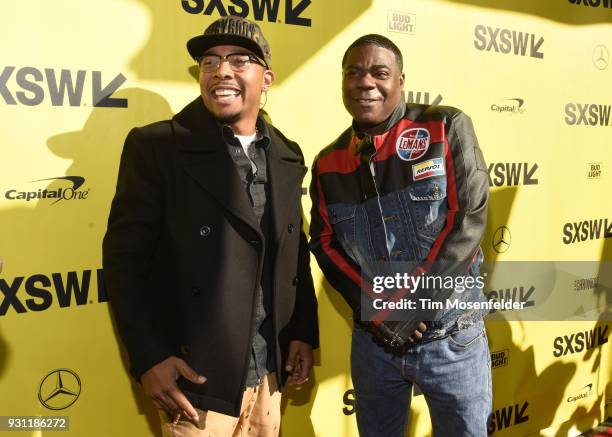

{"left": 412, "top": 158, "right": 445, "bottom": 180}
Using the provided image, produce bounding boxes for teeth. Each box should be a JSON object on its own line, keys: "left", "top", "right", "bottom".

{"left": 214, "top": 89, "right": 239, "bottom": 96}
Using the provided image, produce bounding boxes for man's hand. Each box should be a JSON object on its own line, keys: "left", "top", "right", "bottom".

{"left": 141, "top": 356, "right": 206, "bottom": 424}
{"left": 406, "top": 322, "right": 427, "bottom": 343}
{"left": 285, "top": 340, "right": 313, "bottom": 386}
{"left": 371, "top": 321, "right": 428, "bottom": 347}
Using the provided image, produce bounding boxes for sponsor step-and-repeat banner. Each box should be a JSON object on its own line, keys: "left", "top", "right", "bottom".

{"left": 0, "top": 1, "right": 610, "bottom": 436}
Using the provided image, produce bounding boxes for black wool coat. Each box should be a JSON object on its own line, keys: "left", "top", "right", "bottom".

{"left": 102, "top": 97, "right": 319, "bottom": 416}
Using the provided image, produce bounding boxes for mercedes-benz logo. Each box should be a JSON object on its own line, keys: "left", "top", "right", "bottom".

{"left": 593, "top": 45, "right": 609, "bottom": 70}
{"left": 493, "top": 226, "right": 511, "bottom": 253}
{"left": 38, "top": 368, "right": 81, "bottom": 410}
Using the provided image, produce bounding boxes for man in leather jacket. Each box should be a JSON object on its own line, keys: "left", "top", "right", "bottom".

{"left": 309, "top": 34, "right": 491, "bottom": 436}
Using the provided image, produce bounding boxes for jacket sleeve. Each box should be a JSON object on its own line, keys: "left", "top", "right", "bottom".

{"left": 102, "top": 127, "right": 172, "bottom": 380}
{"left": 308, "top": 159, "right": 363, "bottom": 313}
{"left": 425, "top": 111, "right": 489, "bottom": 275}
{"left": 286, "top": 223, "right": 320, "bottom": 348}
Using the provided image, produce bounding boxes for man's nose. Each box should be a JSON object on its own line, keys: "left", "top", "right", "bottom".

{"left": 356, "top": 73, "right": 376, "bottom": 89}
{"left": 214, "top": 59, "right": 234, "bottom": 79}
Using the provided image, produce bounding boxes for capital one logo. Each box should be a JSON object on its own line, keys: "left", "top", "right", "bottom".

{"left": 5, "top": 176, "right": 90, "bottom": 205}
{"left": 0, "top": 66, "right": 127, "bottom": 107}
{"left": 567, "top": 384, "right": 594, "bottom": 403}
{"left": 490, "top": 98, "right": 526, "bottom": 114}
{"left": 181, "top": 0, "right": 312, "bottom": 27}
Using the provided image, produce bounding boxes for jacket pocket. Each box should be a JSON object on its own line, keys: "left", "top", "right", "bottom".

{"left": 327, "top": 203, "right": 357, "bottom": 259}
{"left": 448, "top": 322, "right": 484, "bottom": 349}
{"left": 407, "top": 178, "right": 447, "bottom": 236}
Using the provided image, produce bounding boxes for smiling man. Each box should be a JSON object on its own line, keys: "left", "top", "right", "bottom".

{"left": 103, "top": 17, "right": 318, "bottom": 437}
{"left": 309, "top": 35, "right": 491, "bottom": 436}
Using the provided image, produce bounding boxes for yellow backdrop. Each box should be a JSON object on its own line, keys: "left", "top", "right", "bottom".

{"left": 0, "top": 1, "right": 610, "bottom": 436}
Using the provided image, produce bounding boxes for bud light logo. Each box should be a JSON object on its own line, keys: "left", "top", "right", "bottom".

{"left": 396, "top": 128, "right": 430, "bottom": 161}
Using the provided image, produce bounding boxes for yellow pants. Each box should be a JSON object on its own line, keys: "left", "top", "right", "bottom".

{"left": 159, "top": 373, "right": 281, "bottom": 437}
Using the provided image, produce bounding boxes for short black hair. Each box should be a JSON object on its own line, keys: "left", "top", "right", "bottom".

{"left": 341, "top": 34, "right": 403, "bottom": 71}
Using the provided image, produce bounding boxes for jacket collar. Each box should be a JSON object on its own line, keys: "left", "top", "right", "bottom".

{"left": 172, "top": 96, "right": 306, "bottom": 241}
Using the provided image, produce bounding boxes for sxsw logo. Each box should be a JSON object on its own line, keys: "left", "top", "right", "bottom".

{"left": 406, "top": 90, "right": 443, "bottom": 106}
{"left": 181, "top": 0, "right": 311, "bottom": 27}
{"left": 491, "top": 98, "right": 525, "bottom": 114}
{"left": 474, "top": 25, "right": 544, "bottom": 59}
{"left": 491, "top": 349, "right": 509, "bottom": 369}
{"left": 0, "top": 269, "right": 108, "bottom": 316}
{"left": 488, "top": 163, "right": 539, "bottom": 186}
{"left": 485, "top": 285, "right": 535, "bottom": 313}
{"left": 562, "top": 218, "right": 612, "bottom": 244}
{"left": 574, "top": 277, "right": 599, "bottom": 292}
{"left": 0, "top": 66, "right": 127, "bottom": 107}
{"left": 387, "top": 10, "right": 415, "bottom": 35}
{"left": 588, "top": 162, "right": 602, "bottom": 179}
{"left": 565, "top": 103, "right": 612, "bottom": 126}
{"left": 569, "top": 0, "right": 612, "bottom": 8}
{"left": 552, "top": 325, "right": 609, "bottom": 357}
{"left": 487, "top": 401, "right": 529, "bottom": 434}
{"left": 5, "top": 177, "right": 90, "bottom": 205}
{"left": 567, "top": 384, "right": 594, "bottom": 403}
{"left": 342, "top": 389, "right": 355, "bottom": 415}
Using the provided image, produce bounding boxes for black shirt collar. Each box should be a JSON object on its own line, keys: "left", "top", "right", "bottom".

{"left": 219, "top": 116, "right": 271, "bottom": 150}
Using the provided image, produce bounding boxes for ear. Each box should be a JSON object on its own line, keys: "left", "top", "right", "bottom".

{"left": 399, "top": 72, "right": 405, "bottom": 89}
{"left": 262, "top": 69, "right": 275, "bottom": 91}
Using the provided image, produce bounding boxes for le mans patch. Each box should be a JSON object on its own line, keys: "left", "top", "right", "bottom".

{"left": 396, "top": 128, "right": 430, "bottom": 161}
{"left": 412, "top": 158, "right": 445, "bottom": 181}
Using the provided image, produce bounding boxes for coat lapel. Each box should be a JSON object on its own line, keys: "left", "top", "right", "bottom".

{"left": 266, "top": 128, "right": 307, "bottom": 244}
{"left": 172, "top": 98, "right": 261, "bottom": 235}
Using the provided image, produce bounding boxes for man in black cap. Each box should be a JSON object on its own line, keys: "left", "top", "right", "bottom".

{"left": 103, "top": 16, "right": 318, "bottom": 436}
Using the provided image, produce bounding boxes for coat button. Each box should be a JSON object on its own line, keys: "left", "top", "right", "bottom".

{"left": 250, "top": 239, "right": 261, "bottom": 247}
{"left": 287, "top": 224, "right": 294, "bottom": 233}
{"left": 192, "top": 286, "right": 201, "bottom": 296}
{"left": 292, "top": 276, "right": 299, "bottom": 286}
{"left": 199, "top": 225, "right": 211, "bottom": 237}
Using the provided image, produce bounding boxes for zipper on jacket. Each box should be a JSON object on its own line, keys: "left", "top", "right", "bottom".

{"left": 368, "top": 151, "right": 392, "bottom": 258}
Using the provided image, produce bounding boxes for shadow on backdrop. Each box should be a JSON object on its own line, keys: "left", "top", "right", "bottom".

{"left": 0, "top": 321, "right": 8, "bottom": 381}
{"left": 0, "top": 87, "right": 173, "bottom": 436}
{"left": 129, "top": 0, "right": 373, "bottom": 84}
{"left": 485, "top": 317, "right": 578, "bottom": 435}
{"left": 441, "top": 0, "right": 612, "bottom": 25}
{"left": 47, "top": 87, "right": 174, "bottom": 437}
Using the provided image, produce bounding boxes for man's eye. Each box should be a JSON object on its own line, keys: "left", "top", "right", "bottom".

{"left": 201, "top": 58, "right": 217, "bottom": 67}
{"left": 230, "top": 55, "right": 251, "bottom": 65}
{"left": 375, "top": 71, "right": 390, "bottom": 78}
